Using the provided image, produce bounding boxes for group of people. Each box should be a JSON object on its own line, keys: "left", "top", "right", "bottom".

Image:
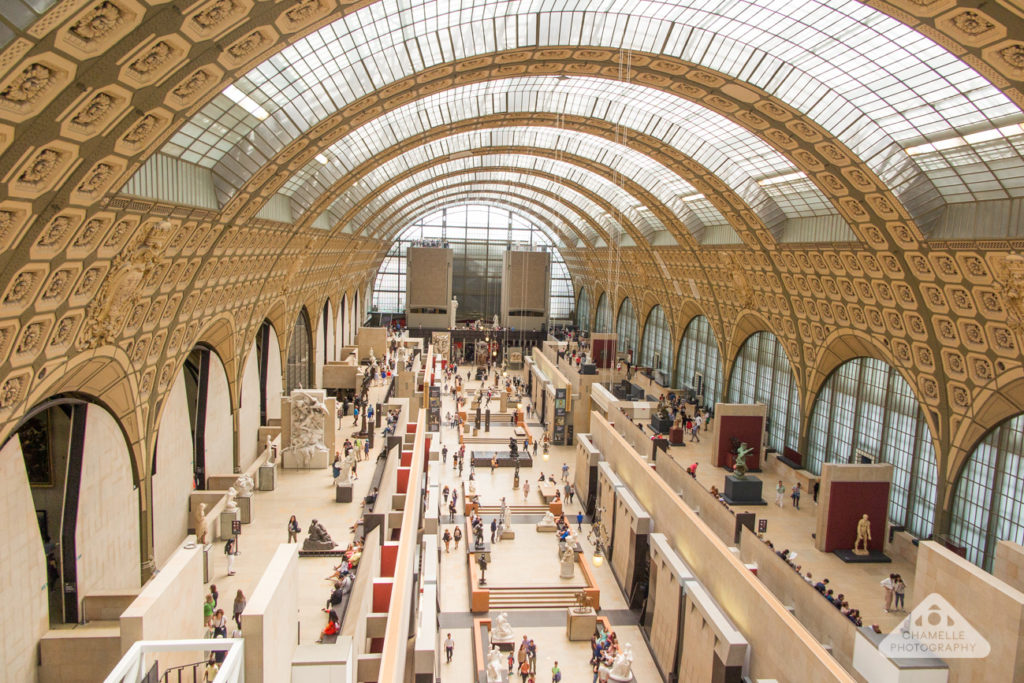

{"left": 589, "top": 627, "right": 625, "bottom": 681}
{"left": 318, "top": 540, "right": 365, "bottom": 641}
{"left": 201, "top": 584, "right": 246, "bottom": 679}
{"left": 509, "top": 635, "right": 545, "bottom": 681}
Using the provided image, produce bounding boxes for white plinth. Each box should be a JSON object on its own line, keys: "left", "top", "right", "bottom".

{"left": 237, "top": 495, "right": 253, "bottom": 524}
{"left": 258, "top": 463, "right": 276, "bottom": 490}
{"left": 219, "top": 509, "right": 240, "bottom": 540}
{"left": 282, "top": 445, "right": 329, "bottom": 469}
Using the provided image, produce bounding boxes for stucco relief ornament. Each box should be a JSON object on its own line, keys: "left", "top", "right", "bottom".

{"left": 79, "top": 220, "right": 175, "bottom": 349}
{"left": 0, "top": 63, "right": 54, "bottom": 107}
{"left": 995, "top": 255, "right": 1024, "bottom": 338}
{"left": 68, "top": 1, "right": 123, "bottom": 44}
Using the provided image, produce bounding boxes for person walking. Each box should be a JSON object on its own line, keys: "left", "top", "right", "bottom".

{"left": 442, "top": 445, "right": 448, "bottom": 464}
{"left": 453, "top": 526, "right": 462, "bottom": 549}
{"left": 352, "top": 405, "right": 359, "bottom": 426}
{"left": 444, "top": 633, "right": 455, "bottom": 663}
{"left": 442, "top": 529, "right": 452, "bottom": 553}
{"left": 519, "top": 660, "right": 531, "bottom": 682}
{"left": 567, "top": 484, "right": 575, "bottom": 505}
{"left": 527, "top": 638, "right": 537, "bottom": 673}
{"left": 443, "top": 485, "right": 450, "bottom": 503}
{"left": 561, "top": 462, "right": 570, "bottom": 482}
{"left": 893, "top": 575, "right": 906, "bottom": 611}
{"left": 691, "top": 417, "right": 701, "bottom": 442}
{"left": 210, "top": 608, "right": 228, "bottom": 638}
{"left": 224, "top": 537, "right": 238, "bottom": 576}
{"left": 448, "top": 499, "right": 457, "bottom": 523}
{"left": 775, "top": 481, "right": 785, "bottom": 508}
{"left": 287, "top": 514, "right": 301, "bottom": 542}
{"left": 523, "top": 480, "right": 531, "bottom": 500}
{"left": 490, "top": 518, "right": 498, "bottom": 543}
{"left": 881, "top": 574, "right": 896, "bottom": 612}
{"left": 577, "top": 511, "right": 584, "bottom": 531}
{"left": 551, "top": 660, "right": 562, "bottom": 682}
{"left": 791, "top": 482, "right": 802, "bottom": 510}
{"left": 232, "top": 590, "right": 246, "bottom": 630}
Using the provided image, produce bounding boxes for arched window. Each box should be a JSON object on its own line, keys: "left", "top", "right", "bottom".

{"left": 639, "top": 305, "right": 672, "bottom": 381}
{"left": 727, "top": 331, "right": 800, "bottom": 453}
{"left": 286, "top": 309, "right": 313, "bottom": 392}
{"left": 950, "top": 414, "right": 1024, "bottom": 569}
{"left": 370, "top": 205, "right": 573, "bottom": 321}
{"left": 594, "top": 293, "right": 612, "bottom": 333}
{"left": 576, "top": 289, "right": 591, "bottom": 331}
{"left": 806, "top": 357, "right": 937, "bottom": 538}
{"left": 616, "top": 298, "right": 638, "bottom": 356}
{"left": 675, "top": 316, "right": 723, "bottom": 406}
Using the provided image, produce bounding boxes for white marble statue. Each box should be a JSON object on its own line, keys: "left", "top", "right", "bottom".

{"left": 493, "top": 313, "right": 500, "bottom": 329}
{"left": 224, "top": 486, "right": 239, "bottom": 512}
{"left": 609, "top": 643, "right": 635, "bottom": 680}
{"left": 195, "top": 502, "right": 209, "bottom": 545}
{"left": 536, "top": 510, "right": 557, "bottom": 531}
{"left": 450, "top": 296, "right": 459, "bottom": 329}
{"left": 235, "top": 474, "right": 254, "bottom": 497}
{"left": 337, "top": 450, "right": 357, "bottom": 485}
{"left": 485, "top": 646, "right": 504, "bottom": 682}
{"left": 559, "top": 545, "right": 576, "bottom": 579}
{"left": 468, "top": 478, "right": 477, "bottom": 495}
{"left": 265, "top": 434, "right": 273, "bottom": 458}
{"left": 282, "top": 390, "right": 330, "bottom": 467}
{"left": 500, "top": 498, "right": 511, "bottom": 529}
{"left": 491, "top": 612, "right": 515, "bottom": 642}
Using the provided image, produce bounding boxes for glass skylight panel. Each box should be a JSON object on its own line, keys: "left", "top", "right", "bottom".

{"left": 158, "top": 0, "right": 1023, "bottom": 229}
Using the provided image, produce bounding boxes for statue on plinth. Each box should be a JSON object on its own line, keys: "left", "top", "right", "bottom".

{"left": 468, "top": 475, "right": 477, "bottom": 495}
{"left": 283, "top": 390, "right": 330, "bottom": 467}
{"left": 450, "top": 296, "right": 459, "bottom": 329}
{"left": 195, "top": 502, "right": 209, "bottom": 545}
{"left": 537, "top": 510, "right": 557, "bottom": 530}
{"left": 265, "top": 434, "right": 274, "bottom": 460}
{"left": 234, "top": 474, "right": 254, "bottom": 498}
{"left": 560, "top": 545, "right": 576, "bottom": 579}
{"left": 733, "top": 442, "right": 752, "bottom": 478}
{"left": 609, "top": 643, "right": 634, "bottom": 681}
{"left": 491, "top": 612, "right": 515, "bottom": 643}
{"left": 303, "top": 518, "right": 336, "bottom": 551}
{"left": 500, "top": 497, "right": 511, "bottom": 529}
{"left": 656, "top": 396, "right": 669, "bottom": 420}
{"left": 337, "top": 450, "right": 357, "bottom": 486}
{"left": 485, "top": 645, "right": 504, "bottom": 681}
{"left": 854, "top": 514, "right": 871, "bottom": 554}
{"left": 224, "top": 486, "right": 239, "bottom": 512}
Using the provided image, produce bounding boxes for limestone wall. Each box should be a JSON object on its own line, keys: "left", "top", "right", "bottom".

{"left": 994, "top": 541, "right": 1024, "bottom": 594}
{"left": 241, "top": 544, "right": 299, "bottom": 683}
{"left": 76, "top": 405, "right": 141, "bottom": 603}
{"left": 205, "top": 351, "right": 234, "bottom": 477}
{"left": 152, "top": 373, "right": 194, "bottom": 567}
{"left": 590, "top": 413, "right": 854, "bottom": 682}
{"left": 238, "top": 344, "right": 261, "bottom": 472}
{"left": 267, "top": 326, "right": 283, "bottom": 422}
{"left": 0, "top": 436, "right": 49, "bottom": 683}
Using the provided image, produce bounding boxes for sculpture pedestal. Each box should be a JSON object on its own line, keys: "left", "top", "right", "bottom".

{"left": 335, "top": 483, "right": 353, "bottom": 503}
{"left": 722, "top": 475, "right": 766, "bottom": 506}
{"left": 500, "top": 528, "right": 515, "bottom": 540}
{"left": 489, "top": 637, "right": 516, "bottom": 653}
{"left": 650, "top": 414, "right": 672, "bottom": 434}
{"left": 608, "top": 673, "right": 635, "bottom": 682}
{"left": 258, "top": 463, "right": 276, "bottom": 491}
{"left": 566, "top": 608, "right": 597, "bottom": 641}
{"left": 201, "top": 543, "right": 212, "bottom": 584}
{"left": 669, "top": 427, "right": 685, "bottom": 446}
{"left": 236, "top": 495, "right": 253, "bottom": 524}
{"left": 219, "top": 509, "right": 240, "bottom": 540}
{"left": 282, "top": 446, "right": 328, "bottom": 469}
{"left": 536, "top": 520, "right": 557, "bottom": 532}
{"left": 560, "top": 560, "right": 576, "bottom": 579}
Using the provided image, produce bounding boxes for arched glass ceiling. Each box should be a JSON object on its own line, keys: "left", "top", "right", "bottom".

{"left": 372, "top": 189, "right": 594, "bottom": 249}
{"left": 277, "top": 76, "right": 813, "bottom": 230}
{"left": 351, "top": 172, "right": 623, "bottom": 245}
{"left": 337, "top": 156, "right": 693, "bottom": 241}
{"left": 294, "top": 127, "right": 702, "bottom": 240}
{"left": 159, "top": 0, "right": 1022, "bottom": 228}
{"left": 357, "top": 176, "right": 623, "bottom": 246}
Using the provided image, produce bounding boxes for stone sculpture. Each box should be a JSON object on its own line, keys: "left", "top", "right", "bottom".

{"left": 195, "top": 502, "right": 208, "bottom": 545}
{"left": 536, "top": 510, "right": 557, "bottom": 531}
{"left": 303, "top": 518, "right": 336, "bottom": 551}
{"left": 337, "top": 450, "right": 357, "bottom": 485}
{"left": 491, "top": 612, "right": 514, "bottom": 642}
{"left": 608, "top": 643, "right": 634, "bottom": 680}
{"left": 500, "top": 498, "right": 511, "bottom": 529}
{"left": 234, "top": 474, "right": 254, "bottom": 497}
{"left": 560, "top": 545, "right": 576, "bottom": 579}
{"left": 485, "top": 645, "right": 504, "bottom": 681}
{"left": 450, "top": 295, "right": 458, "bottom": 329}
{"left": 283, "top": 390, "right": 329, "bottom": 468}
{"left": 224, "top": 486, "right": 238, "bottom": 512}
{"left": 854, "top": 514, "right": 871, "bottom": 553}
{"left": 733, "top": 442, "right": 752, "bottom": 478}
